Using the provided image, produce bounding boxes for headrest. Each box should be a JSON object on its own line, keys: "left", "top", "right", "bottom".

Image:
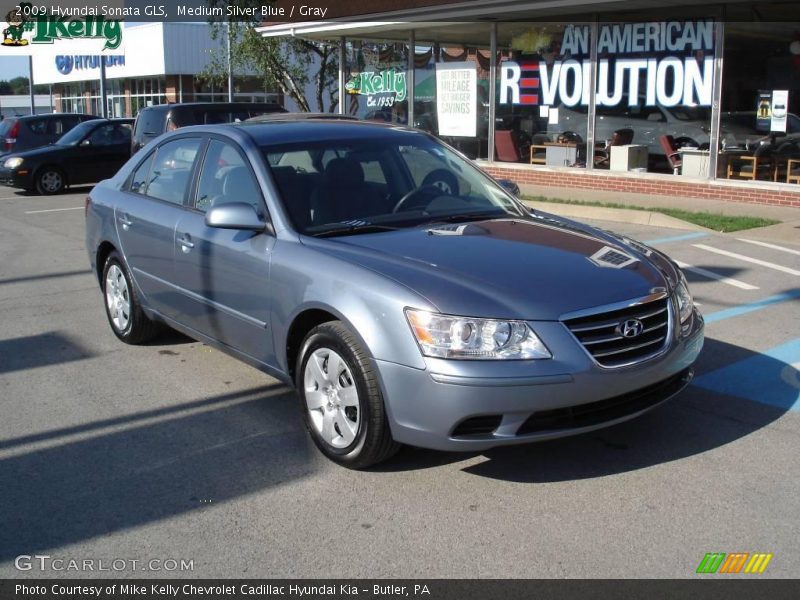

{"left": 324, "top": 157, "right": 364, "bottom": 188}
{"left": 222, "top": 166, "right": 257, "bottom": 200}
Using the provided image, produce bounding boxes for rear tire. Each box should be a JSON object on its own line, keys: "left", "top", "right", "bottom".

{"left": 297, "top": 321, "right": 400, "bottom": 469}
{"left": 102, "top": 251, "right": 159, "bottom": 344}
{"left": 35, "top": 166, "right": 66, "bottom": 195}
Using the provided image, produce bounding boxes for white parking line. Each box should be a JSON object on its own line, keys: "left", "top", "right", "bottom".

{"left": 24, "top": 206, "right": 84, "bottom": 214}
{"left": 693, "top": 244, "right": 800, "bottom": 277}
{"left": 737, "top": 238, "right": 800, "bottom": 257}
{"left": 675, "top": 260, "right": 759, "bottom": 290}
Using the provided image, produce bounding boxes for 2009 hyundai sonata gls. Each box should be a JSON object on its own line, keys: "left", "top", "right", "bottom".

{"left": 86, "top": 119, "right": 704, "bottom": 468}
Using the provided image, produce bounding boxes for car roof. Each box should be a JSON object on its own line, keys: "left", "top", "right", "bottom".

{"left": 221, "top": 119, "right": 421, "bottom": 147}
{"left": 139, "top": 102, "right": 284, "bottom": 113}
{"left": 246, "top": 112, "right": 358, "bottom": 123}
{"left": 9, "top": 113, "right": 96, "bottom": 121}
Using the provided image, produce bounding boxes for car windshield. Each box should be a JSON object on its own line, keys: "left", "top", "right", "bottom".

{"left": 55, "top": 120, "right": 97, "bottom": 146}
{"left": 263, "top": 134, "right": 525, "bottom": 236}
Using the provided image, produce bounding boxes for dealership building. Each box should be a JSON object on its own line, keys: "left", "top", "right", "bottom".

{"left": 259, "top": 0, "right": 800, "bottom": 207}
{"left": 32, "top": 22, "right": 280, "bottom": 119}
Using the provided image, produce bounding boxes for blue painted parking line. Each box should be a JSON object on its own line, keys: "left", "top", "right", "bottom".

{"left": 702, "top": 290, "right": 800, "bottom": 324}
{"left": 644, "top": 232, "right": 708, "bottom": 245}
{"left": 693, "top": 339, "right": 800, "bottom": 411}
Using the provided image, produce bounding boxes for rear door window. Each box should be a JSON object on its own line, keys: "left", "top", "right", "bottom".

{"left": 47, "top": 117, "right": 70, "bottom": 136}
{"left": 25, "top": 118, "right": 47, "bottom": 135}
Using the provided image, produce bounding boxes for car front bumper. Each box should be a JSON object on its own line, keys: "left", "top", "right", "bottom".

{"left": 376, "top": 309, "right": 704, "bottom": 451}
{"left": 0, "top": 166, "right": 32, "bottom": 189}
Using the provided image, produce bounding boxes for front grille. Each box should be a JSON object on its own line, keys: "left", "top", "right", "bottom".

{"left": 563, "top": 297, "right": 671, "bottom": 368}
{"left": 451, "top": 415, "right": 502, "bottom": 437}
{"left": 516, "top": 368, "right": 691, "bottom": 435}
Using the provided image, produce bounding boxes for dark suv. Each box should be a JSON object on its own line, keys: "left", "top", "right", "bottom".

{"left": 131, "top": 102, "right": 287, "bottom": 153}
{"left": 0, "top": 113, "right": 99, "bottom": 157}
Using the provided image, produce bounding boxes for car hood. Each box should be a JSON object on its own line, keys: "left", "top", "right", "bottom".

{"left": 3, "top": 145, "right": 68, "bottom": 161}
{"left": 302, "top": 214, "right": 677, "bottom": 321}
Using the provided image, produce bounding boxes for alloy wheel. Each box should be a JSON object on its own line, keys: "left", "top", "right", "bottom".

{"left": 303, "top": 347, "right": 361, "bottom": 448}
{"left": 105, "top": 264, "right": 131, "bottom": 332}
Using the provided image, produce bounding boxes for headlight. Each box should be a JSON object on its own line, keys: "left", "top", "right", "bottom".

{"left": 405, "top": 309, "right": 552, "bottom": 360}
{"left": 675, "top": 273, "right": 694, "bottom": 323}
{"left": 3, "top": 157, "right": 23, "bottom": 169}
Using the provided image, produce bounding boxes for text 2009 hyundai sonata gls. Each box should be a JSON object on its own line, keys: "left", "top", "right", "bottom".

{"left": 86, "top": 119, "right": 704, "bottom": 468}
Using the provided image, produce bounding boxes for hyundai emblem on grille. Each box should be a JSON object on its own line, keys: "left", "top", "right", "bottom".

{"left": 619, "top": 318, "right": 644, "bottom": 338}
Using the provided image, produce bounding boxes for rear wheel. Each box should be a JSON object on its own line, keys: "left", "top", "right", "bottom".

{"left": 102, "top": 251, "right": 159, "bottom": 344}
{"left": 35, "top": 166, "right": 66, "bottom": 195}
{"left": 297, "top": 321, "right": 400, "bottom": 469}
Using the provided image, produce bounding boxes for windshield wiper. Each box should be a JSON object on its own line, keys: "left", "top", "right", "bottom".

{"left": 309, "top": 223, "right": 399, "bottom": 238}
{"left": 426, "top": 211, "right": 505, "bottom": 225}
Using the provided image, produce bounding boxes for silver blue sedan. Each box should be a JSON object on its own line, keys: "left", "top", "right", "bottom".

{"left": 85, "top": 118, "right": 704, "bottom": 468}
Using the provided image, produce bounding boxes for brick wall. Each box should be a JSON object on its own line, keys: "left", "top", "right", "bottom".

{"left": 481, "top": 164, "right": 800, "bottom": 208}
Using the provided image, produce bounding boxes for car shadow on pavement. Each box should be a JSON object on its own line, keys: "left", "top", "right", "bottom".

{"left": 0, "top": 331, "right": 94, "bottom": 375}
{"left": 381, "top": 337, "right": 795, "bottom": 481}
{"left": 0, "top": 384, "right": 316, "bottom": 561}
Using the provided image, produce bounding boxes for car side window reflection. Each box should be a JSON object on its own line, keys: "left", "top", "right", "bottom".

{"left": 87, "top": 123, "right": 130, "bottom": 147}
{"left": 195, "top": 140, "right": 262, "bottom": 214}
{"left": 129, "top": 153, "right": 154, "bottom": 195}
{"left": 145, "top": 138, "right": 202, "bottom": 205}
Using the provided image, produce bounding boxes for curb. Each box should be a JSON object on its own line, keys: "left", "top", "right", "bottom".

{"left": 523, "top": 200, "right": 711, "bottom": 232}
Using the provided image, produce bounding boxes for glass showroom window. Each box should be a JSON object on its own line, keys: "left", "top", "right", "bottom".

{"left": 345, "top": 40, "right": 409, "bottom": 124}
{"left": 594, "top": 20, "right": 714, "bottom": 175}
{"left": 410, "top": 24, "right": 491, "bottom": 160}
{"left": 718, "top": 23, "right": 800, "bottom": 184}
{"left": 496, "top": 22, "right": 591, "bottom": 167}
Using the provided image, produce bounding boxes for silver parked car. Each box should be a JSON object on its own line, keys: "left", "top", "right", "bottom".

{"left": 86, "top": 118, "right": 704, "bottom": 468}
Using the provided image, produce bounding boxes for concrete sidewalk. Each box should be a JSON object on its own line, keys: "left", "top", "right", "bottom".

{"left": 520, "top": 183, "right": 800, "bottom": 244}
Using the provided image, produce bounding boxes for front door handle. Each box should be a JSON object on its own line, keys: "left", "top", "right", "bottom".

{"left": 177, "top": 234, "right": 194, "bottom": 252}
{"left": 118, "top": 214, "right": 132, "bottom": 230}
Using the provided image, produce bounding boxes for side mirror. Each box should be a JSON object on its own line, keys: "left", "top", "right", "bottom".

{"left": 205, "top": 202, "right": 266, "bottom": 231}
{"left": 80, "top": 139, "right": 91, "bottom": 146}
{"left": 497, "top": 178, "right": 520, "bottom": 197}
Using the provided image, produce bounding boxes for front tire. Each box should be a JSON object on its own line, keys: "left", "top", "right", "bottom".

{"left": 102, "top": 251, "right": 159, "bottom": 344}
{"left": 35, "top": 166, "right": 66, "bottom": 195}
{"left": 297, "top": 321, "right": 400, "bottom": 469}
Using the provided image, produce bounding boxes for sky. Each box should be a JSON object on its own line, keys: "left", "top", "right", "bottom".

{"left": 0, "top": 56, "right": 29, "bottom": 81}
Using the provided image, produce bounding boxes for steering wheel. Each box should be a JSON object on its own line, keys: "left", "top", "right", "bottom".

{"left": 392, "top": 185, "right": 440, "bottom": 213}
{"left": 421, "top": 169, "right": 458, "bottom": 196}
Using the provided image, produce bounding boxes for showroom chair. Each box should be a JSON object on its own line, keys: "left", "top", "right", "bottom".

{"left": 529, "top": 133, "right": 549, "bottom": 164}
{"left": 594, "top": 128, "right": 634, "bottom": 168}
{"left": 726, "top": 143, "right": 776, "bottom": 181}
{"left": 788, "top": 159, "right": 800, "bottom": 185}
{"left": 659, "top": 135, "right": 683, "bottom": 174}
{"left": 494, "top": 129, "right": 529, "bottom": 163}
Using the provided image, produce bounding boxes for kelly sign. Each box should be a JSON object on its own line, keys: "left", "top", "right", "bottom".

{"left": 500, "top": 20, "right": 715, "bottom": 108}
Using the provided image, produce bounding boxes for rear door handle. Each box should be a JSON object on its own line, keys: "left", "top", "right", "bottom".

{"left": 177, "top": 234, "right": 194, "bottom": 252}
{"left": 118, "top": 214, "right": 132, "bottom": 230}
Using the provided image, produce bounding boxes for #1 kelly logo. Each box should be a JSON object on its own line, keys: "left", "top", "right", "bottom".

{"left": 2, "top": 2, "right": 122, "bottom": 50}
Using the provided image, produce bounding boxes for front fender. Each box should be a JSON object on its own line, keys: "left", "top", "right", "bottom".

{"left": 269, "top": 240, "right": 432, "bottom": 374}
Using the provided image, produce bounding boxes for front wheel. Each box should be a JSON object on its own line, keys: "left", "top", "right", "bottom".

{"left": 35, "top": 166, "right": 66, "bottom": 195}
{"left": 297, "top": 321, "right": 400, "bottom": 469}
{"left": 102, "top": 251, "right": 159, "bottom": 344}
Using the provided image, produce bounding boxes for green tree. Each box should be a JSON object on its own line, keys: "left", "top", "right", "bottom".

{"left": 8, "top": 76, "right": 48, "bottom": 95}
{"left": 0, "top": 80, "right": 13, "bottom": 95}
{"left": 200, "top": 3, "right": 339, "bottom": 112}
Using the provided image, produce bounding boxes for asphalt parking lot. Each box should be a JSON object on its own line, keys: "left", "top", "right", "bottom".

{"left": 0, "top": 186, "right": 798, "bottom": 579}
